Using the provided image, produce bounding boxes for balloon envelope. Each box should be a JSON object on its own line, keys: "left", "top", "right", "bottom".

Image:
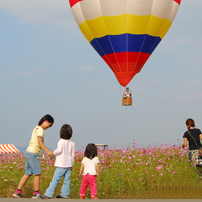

{"left": 69, "top": 0, "right": 181, "bottom": 87}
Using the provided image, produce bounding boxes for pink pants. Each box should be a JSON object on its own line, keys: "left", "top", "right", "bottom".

{"left": 80, "top": 174, "right": 97, "bottom": 197}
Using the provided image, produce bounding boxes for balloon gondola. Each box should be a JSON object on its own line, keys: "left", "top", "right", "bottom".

{"left": 122, "top": 87, "right": 132, "bottom": 106}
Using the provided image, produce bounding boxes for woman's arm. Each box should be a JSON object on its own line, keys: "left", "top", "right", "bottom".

{"left": 199, "top": 134, "right": 202, "bottom": 141}
{"left": 182, "top": 138, "right": 188, "bottom": 148}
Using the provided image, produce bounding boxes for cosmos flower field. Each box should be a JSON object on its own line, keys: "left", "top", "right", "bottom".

{"left": 1, "top": 142, "right": 202, "bottom": 198}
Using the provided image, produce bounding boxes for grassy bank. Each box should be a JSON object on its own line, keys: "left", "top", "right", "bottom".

{"left": 1, "top": 143, "right": 202, "bottom": 198}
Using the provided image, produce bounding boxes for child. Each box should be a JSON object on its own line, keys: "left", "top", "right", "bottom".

{"left": 12, "top": 114, "right": 54, "bottom": 199}
{"left": 79, "top": 143, "right": 99, "bottom": 199}
{"left": 41, "top": 124, "right": 75, "bottom": 199}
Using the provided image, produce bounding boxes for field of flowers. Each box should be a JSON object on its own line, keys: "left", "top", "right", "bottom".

{"left": 1, "top": 142, "right": 202, "bottom": 199}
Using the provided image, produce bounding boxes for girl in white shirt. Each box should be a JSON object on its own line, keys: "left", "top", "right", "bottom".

{"left": 42, "top": 124, "right": 75, "bottom": 199}
{"left": 79, "top": 143, "right": 99, "bottom": 199}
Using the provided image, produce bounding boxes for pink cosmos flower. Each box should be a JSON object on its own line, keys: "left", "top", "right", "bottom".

{"left": 156, "top": 165, "right": 162, "bottom": 170}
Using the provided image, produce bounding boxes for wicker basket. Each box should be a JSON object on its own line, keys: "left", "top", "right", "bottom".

{"left": 122, "top": 97, "right": 132, "bottom": 106}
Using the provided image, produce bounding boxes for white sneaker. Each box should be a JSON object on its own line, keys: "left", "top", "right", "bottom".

{"left": 12, "top": 191, "right": 23, "bottom": 198}
{"left": 32, "top": 191, "right": 41, "bottom": 199}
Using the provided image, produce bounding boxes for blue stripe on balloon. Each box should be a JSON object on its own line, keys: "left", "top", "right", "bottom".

{"left": 90, "top": 34, "right": 161, "bottom": 57}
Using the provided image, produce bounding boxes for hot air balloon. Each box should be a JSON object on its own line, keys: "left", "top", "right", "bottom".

{"left": 69, "top": 0, "right": 181, "bottom": 87}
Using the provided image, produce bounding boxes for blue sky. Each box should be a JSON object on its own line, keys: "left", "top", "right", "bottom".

{"left": 1, "top": 0, "right": 202, "bottom": 151}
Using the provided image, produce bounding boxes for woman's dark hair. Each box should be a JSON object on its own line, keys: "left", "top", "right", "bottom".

{"left": 38, "top": 114, "right": 54, "bottom": 126}
{"left": 186, "top": 118, "right": 195, "bottom": 130}
{"left": 84, "top": 143, "right": 98, "bottom": 159}
{"left": 60, "top": 124, "right": 73, "bottom": 139}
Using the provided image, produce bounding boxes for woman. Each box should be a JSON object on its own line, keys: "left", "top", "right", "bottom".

{"left": 182, "top": 118, "right": 202, "bottom": 177}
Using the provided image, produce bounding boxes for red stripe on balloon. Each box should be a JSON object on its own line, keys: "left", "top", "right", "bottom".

{"left": 102, "top": 52, "right": 150, "bottom": 86}
{"left": 69, "top": 0, "right": 83, "bottom": 7}
{"left": 173, "top": 0, "right": 181, "bottom": 5}
{"left": 102, "top": 52, "right": 150, "bottom": 73}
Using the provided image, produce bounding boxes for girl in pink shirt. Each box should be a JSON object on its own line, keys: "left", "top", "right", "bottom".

{"left": 42, "top": 124, "right": 75, "bottom": 199}
{"left": 79, "top": 143, "right": 99, "bottom": 199}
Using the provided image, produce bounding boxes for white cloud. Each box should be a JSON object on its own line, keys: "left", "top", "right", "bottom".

{"left": 194, "top": 91, "right": 202, "bottom": 99}
{"left": 45, "top": 82, "right": 70, "bottom": 88}
{"left": 163, "top": 90, "right": 202, "bottom": 102}
{"left": 90, "top": 81, "right": 102, "bottom": 87}
{"left": 188, "top": 80, "right": 202, "bottom": 87}
{"left": 151, "top": 79, "right": 159, "bottom": 85}
{"left": 159, "top": 37, "right": 192, "bottom": 52}
{"left": 0, "top": 0, "right": 77, "bottom": 31}
{"left": 78, "top": 65, "right": 94, "bottom": 73}
{"left": 3, "top": 70, "right": 44, "bottom": 76}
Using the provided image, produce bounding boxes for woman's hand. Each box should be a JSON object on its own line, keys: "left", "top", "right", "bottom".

{"left": 182, "top": 138, "right": 188, "bottom": 149}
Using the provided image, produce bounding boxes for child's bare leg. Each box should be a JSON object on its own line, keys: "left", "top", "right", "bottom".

{"left": 33, "top": 174, "right": 41, "bottom": 191}
{"left": 17, "top": 174, "right": 30, "bottom": 190}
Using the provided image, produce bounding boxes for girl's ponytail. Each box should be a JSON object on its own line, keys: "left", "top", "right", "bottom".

{"left": 185, "top": 118, "right": 195, "bottom": 130}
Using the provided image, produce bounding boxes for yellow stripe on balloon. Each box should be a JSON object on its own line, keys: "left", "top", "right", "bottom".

{"left": 79, "top": 21, "right": 94, "bottom": 42}
{"left": 145, "top": 16, "right": 172, "bottom": 39}
{"left": 79, "top": 14, "right": 172, "bottom": 43}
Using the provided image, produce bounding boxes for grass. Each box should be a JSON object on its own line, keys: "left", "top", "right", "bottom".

{"left": 1, "top": 142, "right": 202, "bottom": 198}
